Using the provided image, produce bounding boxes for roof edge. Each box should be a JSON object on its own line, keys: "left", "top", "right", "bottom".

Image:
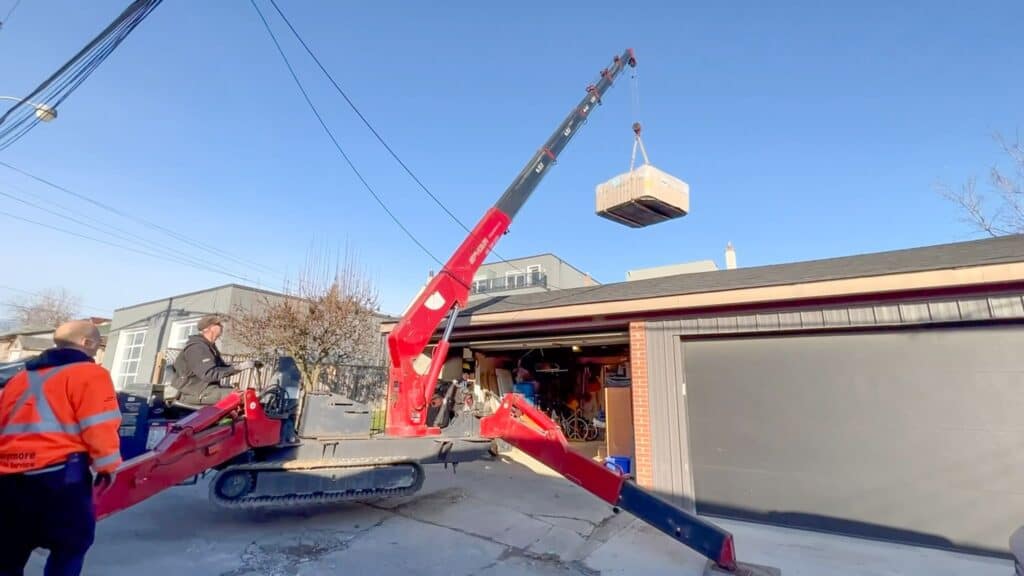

{"left": 113, "top": 283, "right": 289, "bottom": 312}
{"left": 480, "top": 252, "right": 597, "bottom": 282}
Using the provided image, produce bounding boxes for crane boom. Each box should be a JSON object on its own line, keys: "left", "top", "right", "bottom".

{"left": 94, "top": 47, "right": 741, "bottom": 573}
{"left": 383, "top": 48, "right": 741, "bottom": 571}
{"left": 385, "top": 48, "right": 637, "bottom": 437}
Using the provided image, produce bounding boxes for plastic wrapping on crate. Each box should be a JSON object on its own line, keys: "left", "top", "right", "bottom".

{"left": 596, "top": 164, "right": 689, "bottom": 228}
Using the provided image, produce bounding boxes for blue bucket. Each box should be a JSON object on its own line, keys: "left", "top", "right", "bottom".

{"left": 605, "top": 456, "right": 631, "bottom": 476}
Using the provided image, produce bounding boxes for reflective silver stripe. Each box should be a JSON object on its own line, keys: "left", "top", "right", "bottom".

{"left": 0, "top": 363, "right": 86, "bottom": 436}
{"left": 79, "top": 409, "right": 121, "bottom": 430}
{"left": 23, "top": 462, "right": 66, "bottom": 475}
{"left": 1, "top": 421, "right": 80, "bottom": 434}
{"left": 92, "top": 452, "right": 120, "bottom": 469}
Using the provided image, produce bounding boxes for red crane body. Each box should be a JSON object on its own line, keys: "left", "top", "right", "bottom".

{"left": 91, "top": 49, "right": 740, "bottom": 573}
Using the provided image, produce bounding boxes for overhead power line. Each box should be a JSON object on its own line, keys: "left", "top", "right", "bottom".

{"left": 0, "top": 284, "right": 111, "bottom": 316}
{"left": 249, "top": 0, "right": 444, "bottom": 267}
{"left": 256, "top": 0, "right": 559, "bottom": 292}
{"left": 265, "top": 0, "right": 468, "bottom": 232}
{"left": 0, "top": 160, "right": 285, "bottom": 280}
{"left": 0, "top": 0, "right": 164, "bottom": 150}
{"left": 0, "top": 0, "right": 24, "bottom": 29}
{"left": 0, "top": 209, "right": 262, "bottom": 284}
{"left": 0, "top": 187, "right": 267, "bottom": 283}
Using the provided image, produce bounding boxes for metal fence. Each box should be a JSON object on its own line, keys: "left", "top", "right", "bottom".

{"left": 471, "top": 271, "right": 548, "bottom": 295}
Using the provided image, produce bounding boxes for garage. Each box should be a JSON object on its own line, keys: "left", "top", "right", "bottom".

{"left": 444, "top": 331, "right": 637, "bottom": 471}
{"left": 672, "top": 323, "right": 1024, "bottom": 556}
{"left": 381, "top": 234, "right": 1024, "bottom": 557}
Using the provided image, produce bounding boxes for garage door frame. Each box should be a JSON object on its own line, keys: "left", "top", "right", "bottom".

{"left": 643, "top": 291, "right": 1024, "bottom": 557}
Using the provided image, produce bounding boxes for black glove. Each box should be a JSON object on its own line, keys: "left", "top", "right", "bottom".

{"left": 94, "top": 471, "right": 115, "bottom": 491}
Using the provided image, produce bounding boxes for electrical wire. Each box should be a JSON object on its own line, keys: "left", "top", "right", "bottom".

{"left": 0, "top": 0, "right": 23, "bottom": 27}
{"left": 0, "top": 160, "right": 285, "bottom": 279}
{"left": 0, "top": 283, "right": 110, "bottom": 315}
{"left": 0, "top": 209, "right": 262, "bottom": 284}
{"left": 0, "top": 187, "right": 268, "bottom": 284}
{"left": 260, "top": 0, "right": 561, "bottom": 292}
{"left": 265, "top": 0, "right": 467, "bottom": 232}
{"left": 249, "top": 0, "right": 444, "bottom": 267}
{"left": 0, "top": 0, "right": 164, "bottom": 150}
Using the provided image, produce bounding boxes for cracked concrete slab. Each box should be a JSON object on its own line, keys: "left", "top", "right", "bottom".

{"left": 302, "top": 515, "right": 503, "bottom": 576}
{"left": 378, "top": 486, "right": 559, "bottom": 550}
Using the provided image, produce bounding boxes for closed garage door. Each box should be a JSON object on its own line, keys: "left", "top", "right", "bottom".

{"left": 682, "top": 325, "right": 1024, "bottom": 556}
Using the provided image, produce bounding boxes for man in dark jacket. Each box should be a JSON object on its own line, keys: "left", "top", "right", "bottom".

{"left": 171, "top": 315, "right": 258, "bottom": 406}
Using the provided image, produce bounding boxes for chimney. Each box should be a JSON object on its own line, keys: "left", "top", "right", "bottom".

{"left": 725, "top": 242, "right": 737, "bottom": 270}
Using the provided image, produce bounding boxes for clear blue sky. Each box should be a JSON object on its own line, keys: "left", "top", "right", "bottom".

{"left": 1, "top": 0, "right": 1021, "bottom": 318}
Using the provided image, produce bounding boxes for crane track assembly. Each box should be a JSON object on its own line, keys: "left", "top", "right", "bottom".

{"left": 208, "top": 457, "right": 425, "bottom": 510}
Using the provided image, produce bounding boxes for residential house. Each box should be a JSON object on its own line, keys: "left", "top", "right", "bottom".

{"left": 102, "top": 283, "right": 388, "bottom": 394}
{"left": 468, "top": 253, "right": 598, "bottom": 300}
{"left": 382, "top": 233, "right": 1024, "bottom": 557}
{"left": 0, "top": 318, "right": 110, "bottom": 363}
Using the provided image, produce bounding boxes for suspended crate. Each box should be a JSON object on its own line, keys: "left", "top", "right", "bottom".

{"left": 596, "top": 123, "right": 689, "bottom": 228}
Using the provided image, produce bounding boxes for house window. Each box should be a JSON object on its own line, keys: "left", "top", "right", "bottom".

{"left": 113, "top": 329, "right": 147, "bottom": 389}
{"left": 169, "top": 319, "right": 199, "bottom": 350}
{"left": 506, "top": 271, "right": 526, "bottom": 289}
{"left": 527, "top": 265, "right": 543, "bottom": 285}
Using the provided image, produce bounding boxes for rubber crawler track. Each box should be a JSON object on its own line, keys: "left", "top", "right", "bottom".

{"left": 208, "top": 457, "right": 426, "bottom": 511}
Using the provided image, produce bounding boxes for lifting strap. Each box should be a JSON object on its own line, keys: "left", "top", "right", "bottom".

{"left": 630, "top": 122, "right": 650, "bottom": 171}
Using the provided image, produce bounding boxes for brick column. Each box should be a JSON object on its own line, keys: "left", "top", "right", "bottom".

{"left": 629, "top": 321, "right": 654, "bottom": 488}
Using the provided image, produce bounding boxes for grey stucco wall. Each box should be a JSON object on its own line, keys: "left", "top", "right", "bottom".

{"left": 104, "top": 285, "right": 388, "bottom": 390}
{"left": 470, "top": 254, "right": 594, "bottom": 298}
{"left": 103, "top": 285, "right": 239, "bottom": 389}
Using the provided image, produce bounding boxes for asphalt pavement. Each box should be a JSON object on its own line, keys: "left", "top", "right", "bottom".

{"left": 23, "top": 452, "right": 1015, "bottom": 575}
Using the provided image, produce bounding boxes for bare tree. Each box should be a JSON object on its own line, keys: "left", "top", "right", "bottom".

{"left": 231, "top": 246, "right": 382, "bottom": 393}
{"left": 937, "top": 131, "right": 1024, "bottom": 236}
{"left": 5, "top": 287, "right": 82, "bottom": 329}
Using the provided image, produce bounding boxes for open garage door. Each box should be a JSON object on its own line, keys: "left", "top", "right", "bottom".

{"left": 681, "top": 325, "right": 1024, "bottom": 556}
{"left": 450, "top": 330, "right": 634, "bottom": 469}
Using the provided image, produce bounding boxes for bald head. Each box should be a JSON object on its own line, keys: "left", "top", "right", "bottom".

{"left": 54, "top": 320, "right": 102, "bottom": 358}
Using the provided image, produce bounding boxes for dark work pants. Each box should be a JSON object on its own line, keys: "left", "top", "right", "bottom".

{"left": 0, "top": 460, "right": 95, "bottom": 576}
{"left": 179, "top": 384, "right": 234, "bottom": 406}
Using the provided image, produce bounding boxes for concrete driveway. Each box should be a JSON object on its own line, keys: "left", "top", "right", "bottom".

{"left": 26, "top": 452, "right": 1016, "bottom": 575}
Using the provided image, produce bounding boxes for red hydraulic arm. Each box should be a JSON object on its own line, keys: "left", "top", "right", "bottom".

{"left": 91, "top": 48, "right": 740, "bottom": 571}
{"left": 385, "top": 48, "right": 637, "bottom": 437}
{"left": 480, "top": 394, "right": 738, "bottom": 572}
{"left": 384, "top": 48, "right": 740, "bottom": 571}
{"left": 93, "top": 388, "right": 281, "bottom": 520}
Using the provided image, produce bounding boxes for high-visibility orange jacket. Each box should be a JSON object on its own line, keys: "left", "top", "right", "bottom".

{"left": 0, "top": 348, "right": 122, "bottom": 475}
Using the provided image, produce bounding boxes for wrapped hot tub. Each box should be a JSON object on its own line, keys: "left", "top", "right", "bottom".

{"left": 595, "top": 163, "right": 689, "bottom": 228}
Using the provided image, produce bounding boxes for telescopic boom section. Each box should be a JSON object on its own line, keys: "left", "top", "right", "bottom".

{"left": 384, "top": 48, "right": 637, "bottom": 437}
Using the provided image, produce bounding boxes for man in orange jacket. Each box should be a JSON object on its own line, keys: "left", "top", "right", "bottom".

{"left": 0, "top": 319, "right": 122, "bottom": 576}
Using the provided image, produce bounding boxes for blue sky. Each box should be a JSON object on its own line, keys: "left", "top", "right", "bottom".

{"left": 1, "top": 0, "right": 1021, "bottom": 318}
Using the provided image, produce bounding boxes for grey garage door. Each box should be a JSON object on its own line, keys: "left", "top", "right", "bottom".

{"left": 682, "top": 325, "right": 1024, "bottom": 556}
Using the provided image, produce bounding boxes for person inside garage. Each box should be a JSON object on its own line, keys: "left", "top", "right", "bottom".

{"left": 171, "top": 315, "right": 260, "bottom": 406}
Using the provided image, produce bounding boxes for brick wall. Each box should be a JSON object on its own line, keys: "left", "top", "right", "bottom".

{"left": 629, "top": 321, "right": 653, "bottom": 487}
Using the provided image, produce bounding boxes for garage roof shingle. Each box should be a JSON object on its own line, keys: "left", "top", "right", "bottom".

{"left": 461, "top": 234, "right": 1024, "bottom": 316}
